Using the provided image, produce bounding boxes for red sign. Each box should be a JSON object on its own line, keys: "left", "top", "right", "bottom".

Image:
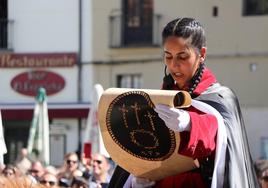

{"left": 0, "top": 53, "right": 76, "bottom": 68}
{"left": 11, "top": 70, "right": 65, "bottom": 96}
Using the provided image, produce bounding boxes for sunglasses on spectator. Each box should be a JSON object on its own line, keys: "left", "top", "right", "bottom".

{"left": 66, "top": 159, "right": 77, "bottom": 164}
{"left": 93, "top": 160, "right": 102, "bottom": 164}
{"left": 40, "top": 180, "right": 56, "bottom": 186}
{"left": 262, "top": 176, "right": 268, "bottom": 182}
{"left": 29, "top": 169, "right": 39, "bottom": 173}
{"left": 3, "top": 171, "right": 15, "bottom": 176}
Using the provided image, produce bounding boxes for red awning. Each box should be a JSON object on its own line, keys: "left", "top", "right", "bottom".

{"left": 0, "top": 102, "right": 90, "bottom": 120}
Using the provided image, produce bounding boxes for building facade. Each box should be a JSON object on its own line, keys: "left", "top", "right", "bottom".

{"left": 90, "top": 0, "right": 268, "bottom": 161}
{"left": 1, "top": 0, "right": 268, "bottom": 165}
{"left": 0, "top": 0, "right": 92, "bottom": 166}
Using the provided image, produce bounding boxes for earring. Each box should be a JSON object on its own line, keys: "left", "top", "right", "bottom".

{"left": 163, "top": 65, "right": 174, "bottom": 90}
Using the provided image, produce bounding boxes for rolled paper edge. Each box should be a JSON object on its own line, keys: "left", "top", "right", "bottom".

{"left": 173, "top": 91, "right": 192, "bottom": 108}
{"left": 100, "top": 88, "right": 192, "bottom": 108}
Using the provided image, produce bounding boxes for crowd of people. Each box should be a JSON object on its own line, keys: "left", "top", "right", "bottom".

{"left": 1, "top": 148, "right": 268, "bottom": 188}
{"left": 255, "top": 159, "right": 268, "bottom": 188}
{"left": 0, "top": 148, "right": 114, "bottom": 188}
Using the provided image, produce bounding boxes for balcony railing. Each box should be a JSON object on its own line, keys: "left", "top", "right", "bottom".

{"left": 0, "top": 19, "right": 14, "bottom": 50}
{"left": 109, "top": 14, "right": 162, "bottom": 48}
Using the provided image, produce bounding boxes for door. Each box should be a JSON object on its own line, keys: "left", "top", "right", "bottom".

{"left": 3, "top": 121, "right": 30, "bottom": 164}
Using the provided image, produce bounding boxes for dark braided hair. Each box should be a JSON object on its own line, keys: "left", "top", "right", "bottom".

{"left": 162, "top": 17, "right": 206, "bottom": 97}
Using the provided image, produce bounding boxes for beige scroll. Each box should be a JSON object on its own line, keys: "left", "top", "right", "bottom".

{"left": 98, "top": 88, "right": 198, "bottom": 181}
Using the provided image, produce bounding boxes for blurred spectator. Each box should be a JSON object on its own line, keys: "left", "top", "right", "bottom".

{"left": 72, "top": 169, "right": 83, "bottom": 178}
{"left": 45, "top": 165, "right": 58, "bottom": 176}
{"left": 79, "top": 153, "right": 92, "bottom": 180}
{"left": 0, "top": 163, "right": 5, "bottom": 173}
{"left": 89, "top": 153, "right": 111, "bottom": 188}
{"left": 71, "top": 176, "right": 89, "bottom": 188}
{"left": 255, "top": 159, "right": 268, "bottom": 188}
{"left": 0, "top": 175, "right": 44, "bottom": 188}
{"left": 261, "top": 170, "right": 268, "bottom": 188}
{"left": 40, "top": 172, "right": 59, "bottom": 188}
{"left": 15, "top": 148, "right": 31, "bottom": 174}
{"left": 28, "top": 160, "right": 45, "bottom": 183}
{"left": 2, "top": 164, "right": 16, "bottom": 179}
{"left": 57, "top": 152, "right": 79, "bottom": 187}
{"left": 107, "top": 158, "right": 116, "bottom": 176}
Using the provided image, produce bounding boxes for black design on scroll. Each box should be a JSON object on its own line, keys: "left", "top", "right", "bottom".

{"left": 106, "top": 91, "right": 176, "bottom": 161}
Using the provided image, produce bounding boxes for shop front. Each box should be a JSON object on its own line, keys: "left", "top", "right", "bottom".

{"left": 0, "top": 52, "right": 90, "bottom": 165}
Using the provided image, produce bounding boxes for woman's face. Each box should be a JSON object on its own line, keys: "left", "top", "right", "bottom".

{"left": 163, "top": 36, "right": 206, "bottom": 89}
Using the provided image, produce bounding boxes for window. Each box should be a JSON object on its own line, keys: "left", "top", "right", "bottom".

{"left": 260, "top": 137, "right": 268, "bottom": 159}
{"left": 0, "top": 0, "right": 8, "bottom": 49}
{"left": 117, "top": 74, "right": 142, "bottom": 88}
{"left": 212, "top": 6, "right": 218, "bottom": 17}
{"left": 244, "top": 0, "right": 268, "bottom": 15}
{"left": 122, "top": 0, "right": 153, "bottom": 46}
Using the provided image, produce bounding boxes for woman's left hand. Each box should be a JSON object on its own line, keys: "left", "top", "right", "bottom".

{"left": 154, "top": 104, "right": 191, "bottom": 132}
{"left": 131, "top": 177, "right": 155, "bottom": 188}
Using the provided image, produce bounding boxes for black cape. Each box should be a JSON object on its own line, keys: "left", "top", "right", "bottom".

{"left": 196, "top": 83, "right": 259, "bottom": 188}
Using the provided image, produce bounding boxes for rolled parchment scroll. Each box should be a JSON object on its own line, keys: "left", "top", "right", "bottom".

{"left": 98, "top": 88, "right": 198, "bottom": 181}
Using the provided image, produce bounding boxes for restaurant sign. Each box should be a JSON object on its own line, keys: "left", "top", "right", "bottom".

{"left": 11, "top": 70, "right": 65, "bottom": 96}
{"left": 0, "top": 53, "right": 76, "bottom": 68}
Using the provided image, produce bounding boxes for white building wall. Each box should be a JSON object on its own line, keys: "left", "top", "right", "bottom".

{"left": 50, "top": 118, "right": 79, "bottom": 165}
{"left": 92, "top": 0, "right": 268, "bottom": 62}
{"left": 81, "top": 0, "right": 93, "bottom": 62}
{"left": 242, "top": 108, "right": 268, "bottom": 160}
{"left": 81, "top": 64, "right": 93, "bottom": 101}
{"left": 9, "top": 0, "right": 79, "bottom": 52}
{"left": 155, "top": 0, "right": 268, "bottom": 56}
{"left": 1, "top": 0, "right": 95, "bottom": 163}
{"left": 5, "top": 0, "right": 94, "bottom": 102}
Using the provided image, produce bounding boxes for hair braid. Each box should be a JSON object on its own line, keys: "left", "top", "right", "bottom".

{"left": 188, "top": 63, "right": 205, "bottom": 96}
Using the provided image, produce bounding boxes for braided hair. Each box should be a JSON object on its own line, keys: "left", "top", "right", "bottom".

{"left": 162, "top": 17, "right": 206, "bottom": 97}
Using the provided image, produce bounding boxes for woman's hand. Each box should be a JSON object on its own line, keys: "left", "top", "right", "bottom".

{"left": 154, "top": 104, "right": 191, "bottom": 132}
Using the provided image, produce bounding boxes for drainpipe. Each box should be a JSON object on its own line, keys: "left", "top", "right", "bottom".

{"left": 77, "top": 0, "right": 83, "bottom": 155}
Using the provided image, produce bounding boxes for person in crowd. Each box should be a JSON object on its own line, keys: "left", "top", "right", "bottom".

{"left": 28, "top": 160, "right": 45, "bottom": 183}
{"left": 0, "top": 163, "right": 5, "bottom": 173}
{"left": 108, "top": 17, "right": 259, "bottom": 188}
{"left": 15, "top": 148, "right": 32, "bottom": 174}
{"left": 89, "top": 153, "right": 111, "bottom": 188}
{"left": 40, "top": 172, "right": 59, "bottom": 188}
{"left": 0, "top": 175, "right": 44, "bottom": 188}
{"left": 79, "top": 153, "right": 92, "bottom": 181}
{"left": 57, "top": 152, "right": 79, "bottom": 187}
{"left": 2, "top": 164, "right": 16, "bottom": 179}
{"left": 71, "top": 176, "right": 89, "bottom": 188}
{"left": 45, "top": 165, "right": 58, "bottom": 176}
{"left": 255, "top": 159, "right": 268, "bottom": 188}
{"left": 260, "top": 168, "right": 268, "bottom": 188}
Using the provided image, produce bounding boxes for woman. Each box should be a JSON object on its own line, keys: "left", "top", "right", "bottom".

{"left": 108, "top": 17, "right": 259, "bottom": 188}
